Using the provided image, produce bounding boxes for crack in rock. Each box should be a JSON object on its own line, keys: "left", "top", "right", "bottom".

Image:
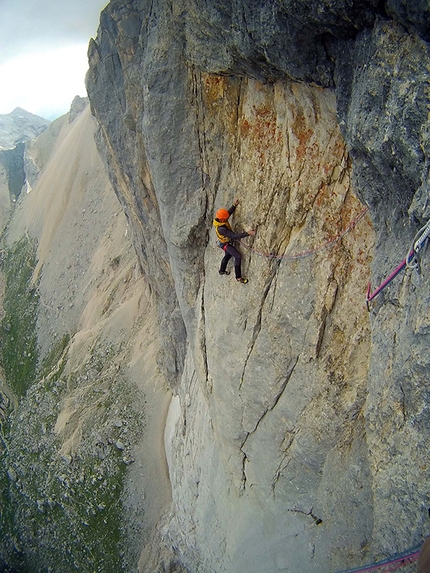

{"left": 286, "top": 506, "right": 323, "bottom": 526}
{"left": 239, "top": 355, "right": 299, "bottom": 489}
{"left": 239, "top": 263, "right": 280, "bottom": 390}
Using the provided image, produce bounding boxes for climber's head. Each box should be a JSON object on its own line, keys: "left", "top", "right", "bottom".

{"left": 216, "top": 208, "right": 230, "bottom": 222}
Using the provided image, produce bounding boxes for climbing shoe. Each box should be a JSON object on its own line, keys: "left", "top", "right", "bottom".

{"left": 219, "top": 270, "right": 230, "bottom": 275}
{"left": 236, "top": 278, "right": 248, "bottom": 284}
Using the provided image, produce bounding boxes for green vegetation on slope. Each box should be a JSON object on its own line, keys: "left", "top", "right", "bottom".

{"left": 0, "top": 237, "right": 144, "bottom": 572}
{"left": 0, "top": 236, "right": 39, "bottom": 396}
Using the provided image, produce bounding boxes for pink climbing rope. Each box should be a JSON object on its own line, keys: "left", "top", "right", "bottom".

{"left": 366, "top": 257, "right": 410, "bottom": 305}
{"left": 351, "top": 550, "right": 419, "bottom": 572}
{"left": 334, "top": 544, "right": 422, "bottom": 573}
{"left": 240, "top": 206, "right": 369, "bottom": 261}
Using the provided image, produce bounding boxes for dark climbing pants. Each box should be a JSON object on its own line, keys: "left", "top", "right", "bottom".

{"left": 220, "top": 244, "right": 243, "bottom": 279}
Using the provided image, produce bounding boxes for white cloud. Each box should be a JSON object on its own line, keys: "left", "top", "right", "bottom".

{"left": 0, "top": 0, "right": 108, "bottom": 120}
{"left": 0, "top": 0, "right": 108, "bottom": 63}
{"left": 0, "top": 43, "right": 90, "bottom": 119}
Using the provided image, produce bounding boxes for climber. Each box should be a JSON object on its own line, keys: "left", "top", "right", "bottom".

{"left": 213, "top": 199, "right": 256, "bottom": 284}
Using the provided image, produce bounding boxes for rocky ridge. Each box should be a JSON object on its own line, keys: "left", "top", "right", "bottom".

{"left": 0, "top": 103, "right": 171, "bottom": 572}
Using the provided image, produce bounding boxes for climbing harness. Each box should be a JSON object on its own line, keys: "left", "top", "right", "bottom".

{"left": 366, "top": 218, "right": 430, "bottom": 309}
{"left": 239, "top": 206, "right": 369, "bottom": 261}
{"left": 213, "top": 218, "right": 233, "bottom": 247}
{"left": 333, "top": 542, "right": 422, "bottom": 573}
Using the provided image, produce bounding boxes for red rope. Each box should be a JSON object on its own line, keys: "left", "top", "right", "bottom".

{"left": 240, "top": 207, "right": 369, "bottom": 261}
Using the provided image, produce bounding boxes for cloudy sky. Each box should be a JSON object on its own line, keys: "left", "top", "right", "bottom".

{"left": 0, "top": 0, "right": 108, "bottom": 119}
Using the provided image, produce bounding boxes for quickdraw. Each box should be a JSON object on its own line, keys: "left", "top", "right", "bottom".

{"left": 366, "top": 219, "right": 430, "bottom": 309}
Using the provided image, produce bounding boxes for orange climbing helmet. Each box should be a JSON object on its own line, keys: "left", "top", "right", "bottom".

{"left": 215, "top": 208, "right": 230, "bottom": 220}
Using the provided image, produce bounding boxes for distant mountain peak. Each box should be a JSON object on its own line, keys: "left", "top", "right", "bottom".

{"left": 0, "top": 108, "right": 50, "bottom": 150}
{"left": 10, "top": 107, "right": 34, "bottom": 116}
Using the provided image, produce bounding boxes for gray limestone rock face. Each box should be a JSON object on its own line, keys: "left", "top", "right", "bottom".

{"left": 334, "top": 18, "right": 430, "bottom": 557}
{"left": 162, "top": 76, "right": 375, "bottom": 573}
{"left": 184, "top": 0, "right": 380, "bottom": 86}
{"left": 86, "top": 1, "right": 430, "bottom": 572}
{"left": 87, "top": 1, "right": 189, "bottom": 387}
{"left": 386, "top": 0, "right": 430, "bottom": 41}
{"left": 335, "top": 19, "right": 430, "bottom": 228}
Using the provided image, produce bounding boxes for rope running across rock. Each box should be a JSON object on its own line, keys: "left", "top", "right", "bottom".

{"left": 333, "top": 543, "right": 421, "bottom": 573}
{"left": 240, "top": 206, "right": 369, "bottom": 261}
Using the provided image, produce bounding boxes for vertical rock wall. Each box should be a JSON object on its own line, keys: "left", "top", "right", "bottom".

{"left": 335, "top": 18, "right": 430, "bottom": 555}
{"left": 163, "top": 71, "right": 374, "bottom": 573}
{"left": 87, "top": 1, "right": 430, "bottom": 571}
